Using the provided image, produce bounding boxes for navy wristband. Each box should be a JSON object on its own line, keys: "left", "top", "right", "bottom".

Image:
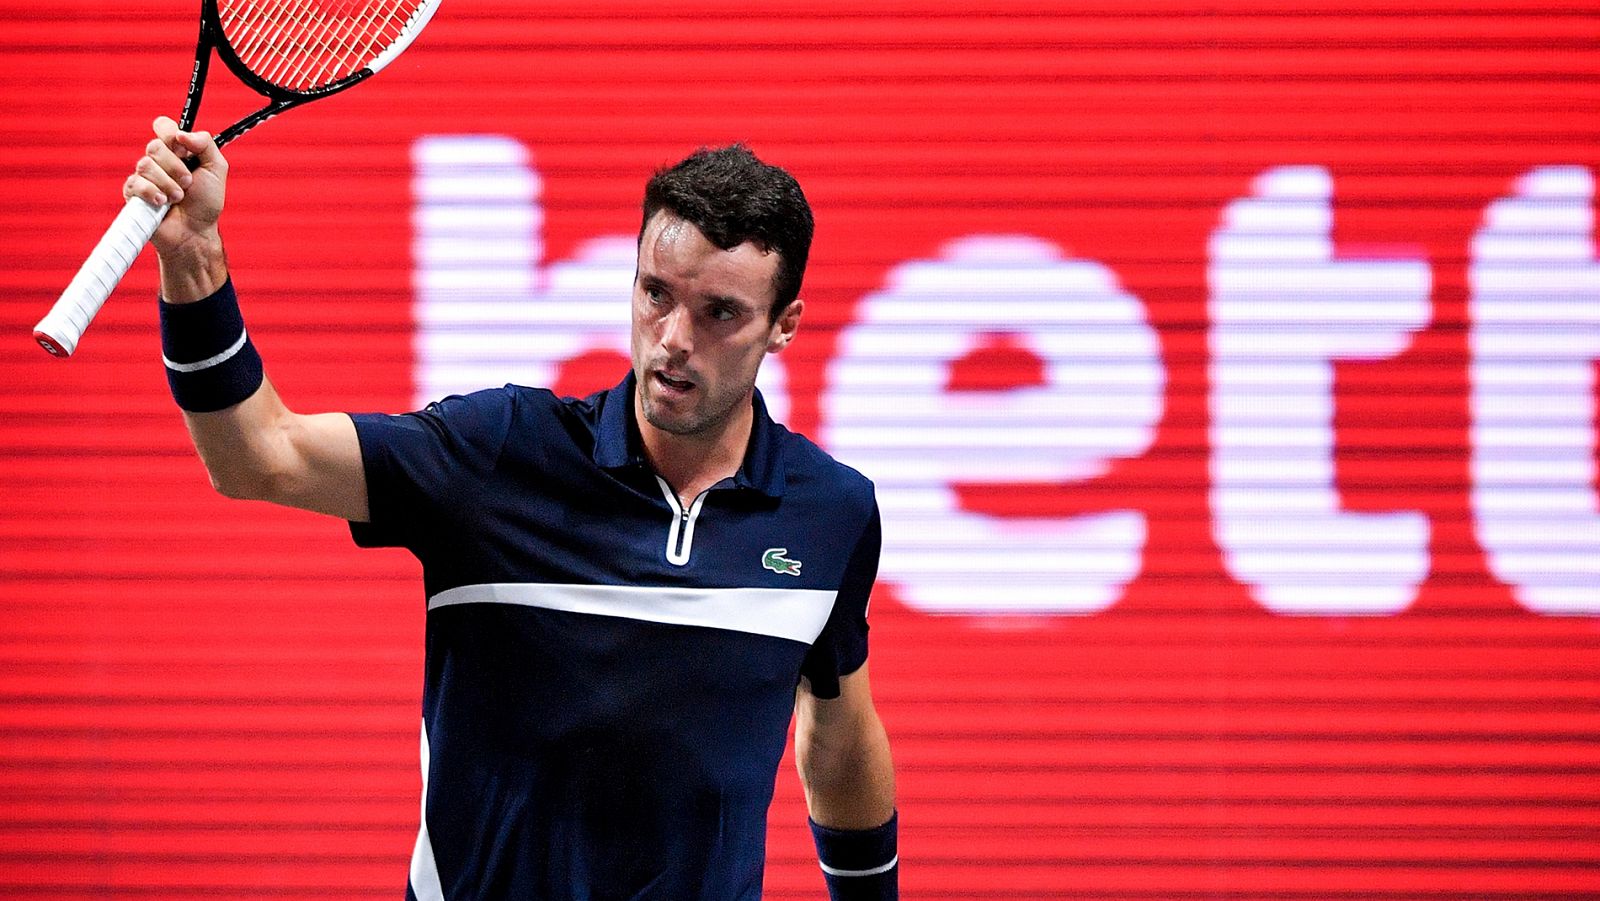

{"left": 159, "top": 279, "right": 265, "bottom": 412}
{"left": 810, "top": 811, "right": 898, "bottom": 900}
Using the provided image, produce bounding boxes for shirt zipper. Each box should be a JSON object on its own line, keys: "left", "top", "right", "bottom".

{"left": 655, "top": 476, "right": 711, "bottom": 567}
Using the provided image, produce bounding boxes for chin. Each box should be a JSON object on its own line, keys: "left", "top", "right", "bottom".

{"left": 646, "top": 411, "right": 708, "bottom": 437}
{"left": 641, "top": 396, "right": 704, "bottom": 436}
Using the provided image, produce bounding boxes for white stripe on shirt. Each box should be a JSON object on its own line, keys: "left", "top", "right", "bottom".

{"left": 427, "top": 582, "right": 836, "bottom": 645}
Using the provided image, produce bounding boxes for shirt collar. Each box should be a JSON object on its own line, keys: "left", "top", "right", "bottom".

{"left": 593, "top": 371, "right": 787, "bottom": 498}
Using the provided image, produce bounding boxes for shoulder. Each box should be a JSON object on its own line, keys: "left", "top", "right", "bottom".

{"left": 776, "top": 425, "right": 876, "bottom": 514}
{"left": 449, "top": 383, "right": 571, "bottom": 426}
{"left": 404, "top": 384, "right": 565, "bottom": 455}
{"left": 421, "top": 384, "right": 521, "bottom": 418}
{"left": 496, "top": 382, "right": 621, "bottom": 462}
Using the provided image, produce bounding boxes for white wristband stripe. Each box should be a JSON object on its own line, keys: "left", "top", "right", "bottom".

{"left": 163, "top": 327, "right": 249, "bottom": 373}
{"left": 819, "top": 855, "right": 898, "bottom": 878}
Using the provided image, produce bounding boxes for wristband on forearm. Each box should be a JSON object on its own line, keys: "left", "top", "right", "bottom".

{"left": 810, "top": 811, "right": 898, "bottom": 900}
{"left": 159, "top": 279, "right": 265, "bottom": 413}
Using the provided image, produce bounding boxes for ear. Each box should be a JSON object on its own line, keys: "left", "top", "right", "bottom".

{"left": 766, "top": 297, "right": 804, "bottom": 354}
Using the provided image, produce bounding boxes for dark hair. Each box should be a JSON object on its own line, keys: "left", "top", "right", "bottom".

{"left": 641, "top": 144, "right": 814, "bottom": 323}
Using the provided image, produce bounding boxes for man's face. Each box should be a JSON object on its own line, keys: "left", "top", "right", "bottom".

{"left": 631, "top": 211, "right": 800, "bottom": 438}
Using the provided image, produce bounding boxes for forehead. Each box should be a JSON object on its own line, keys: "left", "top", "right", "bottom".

{"left": 637, "top": 212, "right": 780, "bottom": 307}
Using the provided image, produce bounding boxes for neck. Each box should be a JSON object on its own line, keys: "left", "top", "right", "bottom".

{"left": 635, "top": 391, "right": 754, "bottom": 503}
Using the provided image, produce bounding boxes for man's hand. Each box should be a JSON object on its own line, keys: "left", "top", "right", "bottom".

{"left": 127, "top": 116, "right": 229, "bottom": 301}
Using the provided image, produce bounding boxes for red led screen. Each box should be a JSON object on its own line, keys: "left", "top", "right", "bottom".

{"left": 2, "top": 1, "right": 1599, "bottom": 898}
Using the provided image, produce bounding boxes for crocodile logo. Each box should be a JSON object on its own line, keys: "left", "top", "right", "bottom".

{"left": 762, "top": 548, "right": 802, "bottom": 577}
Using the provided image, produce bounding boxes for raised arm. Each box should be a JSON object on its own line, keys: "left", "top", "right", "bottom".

{"left": 132, "top": 116, "right": 368, "bottom": 522}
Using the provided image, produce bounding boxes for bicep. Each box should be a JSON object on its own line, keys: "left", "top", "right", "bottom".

{"left": 183, "top": 377, "right": 366, "bottom": 521}
{"left": 796, "top": 663, "right": 879, "bottom": 745}
{"left": 274, "top": 411, "right": 369, "bottom": 521}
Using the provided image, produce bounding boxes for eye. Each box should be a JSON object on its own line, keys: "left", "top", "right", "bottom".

{"left": 643, "top": 283, "right": 666, "bottom": 304}
{"left": 709, "top": 305, "right": 738, "bottom": 322}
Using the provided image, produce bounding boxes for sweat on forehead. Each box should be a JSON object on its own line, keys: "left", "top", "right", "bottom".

{"left": 649, "top": 214, "right": 773, "bottom": 259}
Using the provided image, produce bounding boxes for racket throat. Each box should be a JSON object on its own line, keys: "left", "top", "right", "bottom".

{"left": 179, "top": 12, "right": 214, "bottom": 131}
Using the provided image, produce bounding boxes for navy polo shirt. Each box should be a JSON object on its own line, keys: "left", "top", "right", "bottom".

{"left": 347, "top": 372, "right": 881, "bottom": 901}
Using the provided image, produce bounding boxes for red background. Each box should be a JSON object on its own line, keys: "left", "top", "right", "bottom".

{"left": 2, "top": 1, "right": 1599, "bottom": 897}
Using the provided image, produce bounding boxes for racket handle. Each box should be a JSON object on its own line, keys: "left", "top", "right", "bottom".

{"left": 34, "top": 195, "right": 170, "bottom": 357}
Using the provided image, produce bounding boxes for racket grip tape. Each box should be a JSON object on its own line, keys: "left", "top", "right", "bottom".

{"left": 34, "top": 195, "right": 170, "bottom": 357}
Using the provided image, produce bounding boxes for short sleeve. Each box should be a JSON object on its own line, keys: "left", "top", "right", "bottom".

{"left": 347, "top": 387, "right": 515, "bottom": 553}
{"left": 800, "top": 500, "right": 881, "bottom": 699}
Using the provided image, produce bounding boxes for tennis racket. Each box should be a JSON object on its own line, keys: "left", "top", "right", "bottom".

{"left": 33, "top": 0, "right": 442, "bottom": 357}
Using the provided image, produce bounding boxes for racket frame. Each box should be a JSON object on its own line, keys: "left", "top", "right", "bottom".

{"left": 188, "top": 1, "right": 376, "bottom": 150}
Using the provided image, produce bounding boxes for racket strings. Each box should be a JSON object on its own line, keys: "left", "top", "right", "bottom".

{"left": 219, "top": 0, "right": 428, "bottom": 92}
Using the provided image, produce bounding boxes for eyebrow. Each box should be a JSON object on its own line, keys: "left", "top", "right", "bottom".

{"left": 706, "top": 293, "right": 756, "bottom": 313}
{"left": 637, "top": 266, "right": 759, "bottom": 314}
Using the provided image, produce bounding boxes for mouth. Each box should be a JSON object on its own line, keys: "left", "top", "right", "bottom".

{"left": 652, "top": 370, "right": 696, "bottom": 396}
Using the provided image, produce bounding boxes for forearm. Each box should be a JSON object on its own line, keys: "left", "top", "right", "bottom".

{"left": 800, "top": 709, "right": 896, "bottom": 829}
{"left": 157, "top": 234, "right": 281, "bottom": 498}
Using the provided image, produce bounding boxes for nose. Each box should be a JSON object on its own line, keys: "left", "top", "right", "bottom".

{"left": 658, "top": 303, "right": 693, "bottom": 359}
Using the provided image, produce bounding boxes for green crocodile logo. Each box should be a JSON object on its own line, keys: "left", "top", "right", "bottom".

{"left": 762, "top": 548, "right": 803, "bottom": 577}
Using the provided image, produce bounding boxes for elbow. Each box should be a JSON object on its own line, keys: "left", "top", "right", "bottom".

{"left": 206, "top": 462, "right": 285, "bottom": 502}
{"left": 209, "top": 469, "right": 265, "bottom": 501}
{"left": 197, "top": 417, "right": 299, "bottom": 503}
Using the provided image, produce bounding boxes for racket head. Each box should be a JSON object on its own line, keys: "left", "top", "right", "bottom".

{"left": 207, "top": 0, "right": 442, "bottom": 99}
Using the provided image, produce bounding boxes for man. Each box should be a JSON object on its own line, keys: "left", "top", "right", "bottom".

{"left": 128, "top": 116, "right": 897, "bottom": 899}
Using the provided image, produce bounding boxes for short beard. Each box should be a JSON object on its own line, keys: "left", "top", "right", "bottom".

{"left": 639, "top": 372, "right": 752, "bottom": 438}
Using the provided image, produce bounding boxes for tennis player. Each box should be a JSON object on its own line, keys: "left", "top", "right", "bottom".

{"left": 129, "top": 117, "right": 898, "bottom": 900}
